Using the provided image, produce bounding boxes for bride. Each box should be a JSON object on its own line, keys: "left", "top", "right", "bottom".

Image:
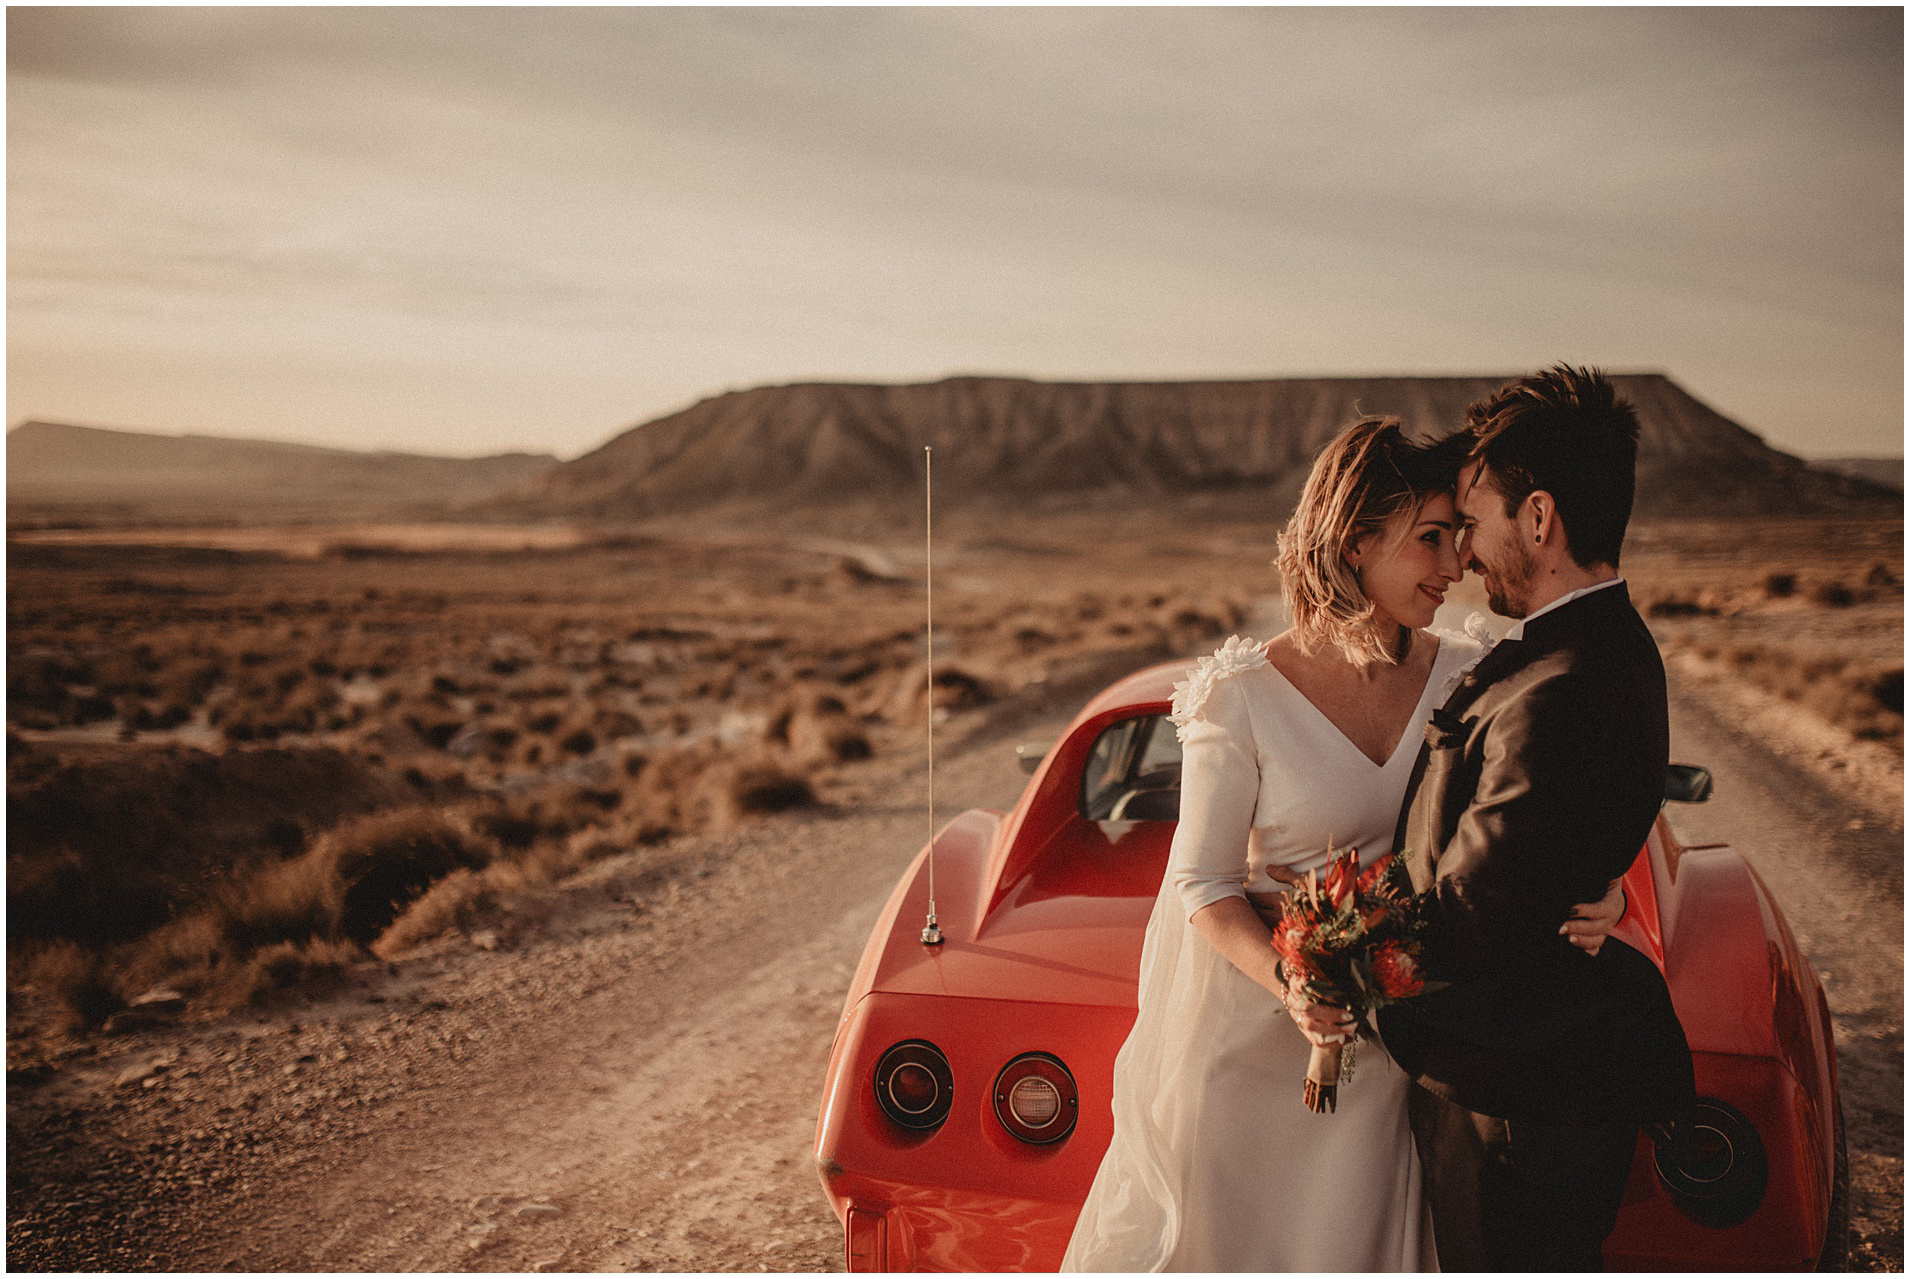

{"left": 1062, "top": 418, "right": 1623, "bottom": 1272}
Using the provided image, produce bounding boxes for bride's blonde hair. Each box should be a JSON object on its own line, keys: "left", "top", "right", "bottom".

{"left": 1274, "top": 417, "right": 1454, "bottom": 667}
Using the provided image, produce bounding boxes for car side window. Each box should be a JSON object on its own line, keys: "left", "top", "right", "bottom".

{"left": 1080, "top": 714, "right": 1182, "bottom": 821}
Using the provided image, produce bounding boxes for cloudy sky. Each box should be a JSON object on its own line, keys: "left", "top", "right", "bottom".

{"left": 8, "top": 7, "right": 1902, "bottom": 460}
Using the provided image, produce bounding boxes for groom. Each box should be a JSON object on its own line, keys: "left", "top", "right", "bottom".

{"left": 1377, "top": 365, "right": 1695, "bottom": 1271}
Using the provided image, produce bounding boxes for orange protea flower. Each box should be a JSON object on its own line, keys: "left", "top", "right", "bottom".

{"left": 1370, "top": 942, "right": 1424, "bottom": 998}
{"left": 1321, "top": 848, "right": 1360, "bottom": 907}
{"left": 1357, "top": 852, "right": 1395, "bottom": 894}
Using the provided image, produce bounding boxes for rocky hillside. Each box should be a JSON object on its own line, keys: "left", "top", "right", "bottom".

{"left": 486, "top": 374, "right": 1897, "bottom": 521}
{"left": 8, "top": 422, "right": 556, "bottom": 522}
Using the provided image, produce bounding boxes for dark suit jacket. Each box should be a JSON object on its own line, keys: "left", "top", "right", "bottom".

{"left": 1377, "top": 584, "right": 1695, "bottom": 1125}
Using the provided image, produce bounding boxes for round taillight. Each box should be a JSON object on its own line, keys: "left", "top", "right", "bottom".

{"left": 993, "top": 1053, "right": 1077, "bottom": 1144}
{"left": 874, "top": 1041, "right": 953, "bottom": 1131}
{"left": 1652, "top": 1098, "right": 1768, "bottom": 1227}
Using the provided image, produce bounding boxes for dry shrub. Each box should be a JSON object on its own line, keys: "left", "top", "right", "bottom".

{"left": 470, "top": 784, "right": 615, "bottom": 853}
{"left": 623, "top": 744, "right": 723, "bottom": 833}
{"left": 7, "top": 844, "right": 172, "bottom": 947}
{"left": 593, "top": 709, "right": 643, "bottom": 740}
{"left": 224, "top": 937, "right": 362, "bottom": 1006}
{"left": 18, "top": 939, "right": 120, "bottom": 1031}
{"left": 374, "top": 831, "right": 615, "bottom": 959}
{"left": 773, "top": 692, "right": 874, "bottom": 765}
{"left": 1647, "top": 594, "right": 1722, "bottom": 619}
{"left": 7, "top": 651, "right": 90, "bottom": 717}
{"left": 322, "top": 808, "right": 495, "bottom": 944}
{"left": 117, "top": 911, "right": 228, "bottom": 1002}
{"left": 932, "top": 668, "right": 991, "bottom": 710}
{"left": 8, "top": 746, "right": 408, "bottom": 955}
{"left": 611, "top": 741, "right": 816, "bottom": 832}
{"left": 372, "top": 867, "right": 501, "bottom": 958}
{"left": 883, "top": 666, "right": 992, "bottom": 722}
{"left": 1813, "top": 581, "right": 1857, "bottom": 608}
{"left": 1873, "top": 670, "right": 1904, "bottom": 715}
{"left": 732, "top": 766, "right": 816, "bottom": 813}
{"left": 218, "top": 807, "right": 495, "bottom": 950}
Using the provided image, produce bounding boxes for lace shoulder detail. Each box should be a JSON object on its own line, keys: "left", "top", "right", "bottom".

{"left": 1430, "top": 612, "right": 1496, "bottom": 706}
{"left": 1169, "top": 635, "right": 1268, "bottom": 740}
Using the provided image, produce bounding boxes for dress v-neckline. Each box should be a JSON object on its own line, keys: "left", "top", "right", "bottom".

{"left": 1261, "top": 636, "right": 1445, "bottom": 769}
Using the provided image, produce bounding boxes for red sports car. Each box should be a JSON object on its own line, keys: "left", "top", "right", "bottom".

{"left": 814, "top": 658, "right": 1848, "bottom": 1271}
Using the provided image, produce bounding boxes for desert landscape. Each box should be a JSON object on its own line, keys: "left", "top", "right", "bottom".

{"left": 6, "top": 376, "right": 1903, "bottom": 1271}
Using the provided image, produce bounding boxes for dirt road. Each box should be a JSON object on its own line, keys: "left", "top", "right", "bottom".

{"left": 7, "top": 661, "right": 1901, "bottom": 1271}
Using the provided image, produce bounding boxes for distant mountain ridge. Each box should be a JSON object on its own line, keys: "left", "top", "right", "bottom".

{"left": 485, "top": 374, "right": 1899, "bottom": 520}
{"left": 8, "top": 421, "right": 557, "bottom": 518}
{"left": 1814, "top": 456, "right": 1903, "bottom": 492}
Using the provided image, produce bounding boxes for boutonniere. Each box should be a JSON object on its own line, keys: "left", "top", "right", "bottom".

{"left": 1462, "top": 611, "right": 1500, "bottom": 655}
{"left": 1425, "top": 707, "right": 1468, "bottom": 750}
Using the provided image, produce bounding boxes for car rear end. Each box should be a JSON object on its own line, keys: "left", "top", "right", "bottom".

{"left": 816, "top": 987, "right": 1137, "bottom": 1271}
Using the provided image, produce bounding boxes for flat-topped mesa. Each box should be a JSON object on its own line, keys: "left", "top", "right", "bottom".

{"left": 488, "top": 374, "right": 1897, "bottom": 521}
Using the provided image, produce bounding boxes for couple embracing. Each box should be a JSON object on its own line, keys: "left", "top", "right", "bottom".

{"left": 1063, "top": 366, "right": 1696, "bottom": 1272}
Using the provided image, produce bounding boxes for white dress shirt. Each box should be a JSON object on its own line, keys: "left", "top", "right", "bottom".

{"left": 1502, "top": 576, "right": 1625, "bottom": 642}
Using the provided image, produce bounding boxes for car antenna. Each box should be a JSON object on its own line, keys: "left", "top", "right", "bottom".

{"left": 921, "top": 445, "right": 944, "bottom": 947}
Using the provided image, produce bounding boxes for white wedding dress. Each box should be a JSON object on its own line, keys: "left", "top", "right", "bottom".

{"left": 1062, "top": 632, "right": 1481, "bottom": 1273}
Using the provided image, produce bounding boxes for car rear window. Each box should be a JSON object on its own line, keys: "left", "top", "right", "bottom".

{"left": 1080, "top": 713, "right": 1182, "bottom": 821}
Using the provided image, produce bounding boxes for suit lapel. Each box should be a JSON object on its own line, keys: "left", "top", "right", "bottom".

{"left": 1398, "top": 586, "right": 1639, "bottom": 880}
{"left": 1397, "top": 625, "right": 1535, "bottom": 881}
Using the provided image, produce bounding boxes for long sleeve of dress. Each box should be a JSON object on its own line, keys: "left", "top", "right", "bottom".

{"left": 1168, "top": 663, "right": 1262, "bottom": 921}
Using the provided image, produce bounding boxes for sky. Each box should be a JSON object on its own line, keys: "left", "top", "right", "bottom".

{"left": 7, "top": 6, "right": 1903, "bottom": 461}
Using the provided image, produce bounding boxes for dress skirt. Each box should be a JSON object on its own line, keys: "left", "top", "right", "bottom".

{"left": 1061, "top": 873, "right": 1436, "bottom": 1272}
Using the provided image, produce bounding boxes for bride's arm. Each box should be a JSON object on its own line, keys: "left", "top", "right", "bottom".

{"left": 1189, "top": 897, "right": 1355, "bottom": 1046}
{"left": 1170, "top": 665, "right": 1352, "bottom": 1048}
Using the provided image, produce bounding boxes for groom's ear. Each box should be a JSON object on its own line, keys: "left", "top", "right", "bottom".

{"left": 1523, "top": 490, "right": 1559, "bottom": 548}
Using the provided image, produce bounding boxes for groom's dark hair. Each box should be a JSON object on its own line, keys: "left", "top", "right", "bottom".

{"left": 1455, "top": 364, "right": 1640, "bottom": 568}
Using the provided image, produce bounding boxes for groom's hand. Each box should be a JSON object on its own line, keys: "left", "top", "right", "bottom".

{"left": 1560, "top": 877, "right": 1626, "bottom": 956}
{"left": 1245, "top": 890, "right": 1286, "bottom": 930}
{"left": 1248, "top": 862, "right": 1305, "bottom": 931}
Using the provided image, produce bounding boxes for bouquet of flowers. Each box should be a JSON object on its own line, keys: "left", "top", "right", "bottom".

{"left": 1269, "top": 844, "right": 1442, "bottom": 1113}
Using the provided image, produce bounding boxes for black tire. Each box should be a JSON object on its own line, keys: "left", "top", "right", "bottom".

{"left": 1816, "top": 1100, "right": 1851, "bottom": 1271}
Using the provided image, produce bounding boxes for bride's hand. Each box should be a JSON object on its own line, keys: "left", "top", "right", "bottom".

{"left": 1560, "top": 877, "right": 1626, "bottom": 956}
{"left": 1281, "top": 976, "right": 1356, "bottom": 1047}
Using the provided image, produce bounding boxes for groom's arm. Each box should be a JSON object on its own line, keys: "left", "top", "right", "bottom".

{"left": 1424, "top": 664, "right": 1666, "bottom": 979}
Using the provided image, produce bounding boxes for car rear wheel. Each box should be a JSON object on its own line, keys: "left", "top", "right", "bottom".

{"left": 1815, "top": 1099, "right": 1850, "bottom": 1271}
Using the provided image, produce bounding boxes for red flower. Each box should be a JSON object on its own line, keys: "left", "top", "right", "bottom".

{"left": 1370, "top": 942, "right": 1424, "bottom": 998}
{"left": 1321, "top": 849, "right": 1359, "bottom": 908}
{"left": 1357, "top": 852, "right": 1395, "bottom": 894}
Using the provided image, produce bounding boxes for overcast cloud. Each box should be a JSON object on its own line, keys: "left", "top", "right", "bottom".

{"left": 7, "top": 7, "right": 1902, "bottom": 458}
